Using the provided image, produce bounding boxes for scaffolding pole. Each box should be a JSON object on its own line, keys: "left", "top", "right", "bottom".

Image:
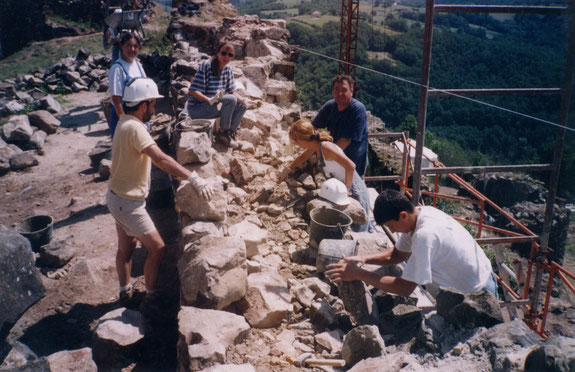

{"left": 339, "top": 0, "right": 360, "bottom": 81}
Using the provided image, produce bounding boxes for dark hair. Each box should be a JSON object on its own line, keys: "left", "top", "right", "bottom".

{"left": 119, "top": 31, "right": 142, "bottom": 48}
{"left": 125, "top": 100, "right": 150, "bottom": 112}
{"left": 332, "top": 74, "right": 354, "bottom": 91}
{"left": 373, "top": 189, "right": 415, "bottom": 225}
{"left": 211, "top": 42, "right": 235, "bottom": 78}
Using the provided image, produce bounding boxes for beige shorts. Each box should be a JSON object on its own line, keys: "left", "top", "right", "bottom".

{"left": 106, "top": 189, "right": 156, "bottom": 237}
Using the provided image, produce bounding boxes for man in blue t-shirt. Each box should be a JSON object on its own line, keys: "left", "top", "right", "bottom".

{"left": 312, "top": 75, "right": 369, "bottom": 176}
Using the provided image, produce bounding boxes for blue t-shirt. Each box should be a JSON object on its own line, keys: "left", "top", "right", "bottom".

{"left": 313, "top": 98, "right": 368, "bottom": 176}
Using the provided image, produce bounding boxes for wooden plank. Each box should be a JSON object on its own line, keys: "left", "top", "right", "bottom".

{"left": 494, "top": 245, "right": 518, "bottom": 319}
{"left": 420, "top": 164, "right": 553, "bottom": 175}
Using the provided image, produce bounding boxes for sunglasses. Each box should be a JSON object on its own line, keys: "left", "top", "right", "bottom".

{"left": 220, "top": 51, "right": 235, "bottom": 58}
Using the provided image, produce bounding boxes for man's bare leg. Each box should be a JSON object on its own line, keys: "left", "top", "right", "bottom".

{"left": 116, "top": 222, "right": 137, "bottom": 287}
{"left": 137, "top": 229, "right": 165, "bottom": 292}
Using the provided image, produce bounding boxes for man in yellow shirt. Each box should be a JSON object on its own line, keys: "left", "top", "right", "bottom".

{"left": 106, "top": 77, "right": 213, "bottom": 311}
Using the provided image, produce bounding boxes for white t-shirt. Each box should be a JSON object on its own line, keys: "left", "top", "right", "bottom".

{"left": 108, "top": 58, "right": 146, "bottom": 98}
{"left": 396, "top": 206, "right": 493, "bottom": 293}
{"left": 321, "top": 142, "right": 346, "bottom": 182}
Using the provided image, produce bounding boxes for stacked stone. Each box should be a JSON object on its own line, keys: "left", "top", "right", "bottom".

{"left": 0, "top": 109, "right": 61, "bottom": 174}
{"left": 0, "top": 49, "right": 110, "bottom": 118}
{"left": 0, "top": 48, "right": 171, "bottom": 119}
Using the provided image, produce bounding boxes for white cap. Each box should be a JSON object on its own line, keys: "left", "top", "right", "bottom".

{"left": 319, "top": 178, "right": 350, "bottom": 206}
{"left": 123, "top": 77, "right": 164, "bottom": 107}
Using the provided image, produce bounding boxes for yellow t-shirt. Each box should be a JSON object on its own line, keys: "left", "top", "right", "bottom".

{"left": 108, "top": 115, "right": 156, "bottom": 201}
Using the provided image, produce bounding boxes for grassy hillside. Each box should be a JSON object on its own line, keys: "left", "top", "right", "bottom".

{"left": 0, "top": 5, "right": 170, "bottom": 80}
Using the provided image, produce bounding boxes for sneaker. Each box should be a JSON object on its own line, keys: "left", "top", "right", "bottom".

{"left": 119, "top": 287, "right": 133, "bottom": 307}
{"left": 226, "top": 130, "right": 239, "bottom": 149}
{"left": 214, "top": 130, "right": 231, "bottom": 146}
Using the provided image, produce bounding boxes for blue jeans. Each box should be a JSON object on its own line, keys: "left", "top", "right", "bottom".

{"left": 483, "top": 271, "right": 499, "bottom": 300}
{"left": 187, "top": 94, "right": 246, "bottom": 131}
{"left": 350, "top": 171, "right": 372, "bottom": 233}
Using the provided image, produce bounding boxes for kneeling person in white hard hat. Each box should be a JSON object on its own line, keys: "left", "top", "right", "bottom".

{"left": 106, "top": 77, "right": 214, "bottom": 313}
{"left": 326, "top": 189, "right": 498, "bottom": 298}
{"left": 280, "top": 119, "right": 372, "bottom": 232}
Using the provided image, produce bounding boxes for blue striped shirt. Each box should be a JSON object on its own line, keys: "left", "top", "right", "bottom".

{"left": 188, "top": 60, "right": 236, "bottom": 104}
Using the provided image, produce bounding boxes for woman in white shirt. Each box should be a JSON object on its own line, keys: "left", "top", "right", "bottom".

{"left": 283, "top": 119, "right": 371, "bottom": 232}
{"left": 108, "top": 31, "right": 146, "bottom": 138}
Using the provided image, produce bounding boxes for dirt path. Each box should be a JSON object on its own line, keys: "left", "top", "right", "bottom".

{"left": 1, "top": 92, "right": 120, "bottom": 347}
{"left": 2, "top": 91, "right": 184, "bottom": 369}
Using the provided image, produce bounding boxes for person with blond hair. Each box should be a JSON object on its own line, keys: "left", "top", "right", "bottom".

{"left": 187, "top": 43, "right": 246, "bottom": 147}
{"left": 281, "top": 119, "right": 371, "bottom": 232}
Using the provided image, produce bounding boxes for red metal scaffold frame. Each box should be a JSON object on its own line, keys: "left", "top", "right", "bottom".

{"left": 339, "top": 0, "right": 360, "bottom": 81}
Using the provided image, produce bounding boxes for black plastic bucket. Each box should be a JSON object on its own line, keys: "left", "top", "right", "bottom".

{"left": 309, "top": 207, "right": 352, "bottom": 251}
{"left": 16, "top": 215, "right": 54, "bottom": 251}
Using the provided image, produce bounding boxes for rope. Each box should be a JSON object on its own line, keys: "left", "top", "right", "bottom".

{"left": 293, "top": 46, "right": 575, "bottom": 133}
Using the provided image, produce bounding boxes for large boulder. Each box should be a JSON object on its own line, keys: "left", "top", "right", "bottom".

{"left": 10, "top": 151, "right": 39, "bottom": 171}
{"left": 524, "top": 335, "right": 575, "bottom": 372}
{"left": 230, "top": 158, "right": 254, "bottom": 186}
{"left": 241, "top": 271, "right": 292, "bottom": 328}
{"left": 177, "top": 131, "right": 214, "bottom": 164}
{"left": 45, "top": 348, "right": 97, "bottom": 372}
{"left": 37, "top": 234, "right": 75, "bottom": 268}
{"left": 27, "top": 110, "right": 61, "bottom": 134}
{"left": 177, "top": 307, "right": 250, "bottom": 371}
{"left": 0, "top": 231, "right": 46, "bottom": 335}
{"left": 342, "top": 325, "right": 386, "bottom": 367}
{"left": 436, "top": 288, "right": 503, "bottom": 329}
{"left": 92, "top": 308, "right": 144, "bottom": 369}
{"left": 178, "top": 235, "right": 247, "bottom": 310}
{"left": 176, "top": 178, "right": 227, "bottom": 222}
{"left": 39, "top": 95, "right": 62, "bottom": 113}
{"left": 228, "top": 220, "right": 268, "bottom": 258}
{"left": 2, "top": 115, "right": 34, "bottom": 143}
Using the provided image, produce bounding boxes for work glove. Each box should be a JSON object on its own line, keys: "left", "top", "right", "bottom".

{"left": 187, "top": 171, "right": 213, "bottom": 200}
{"left": 208, "top": 90, "right": 223, "bottom": 105}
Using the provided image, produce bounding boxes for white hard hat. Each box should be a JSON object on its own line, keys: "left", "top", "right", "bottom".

{"left": 123, "top": 77, "right": 164, "bottom": 107}
{"left": 319, "top": 178, "right": 350, "bottom": 206}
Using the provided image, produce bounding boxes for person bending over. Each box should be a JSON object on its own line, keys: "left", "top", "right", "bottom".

{"left": 326, "top": 189, "right": 498, "bottom": 297}
{"left": 281, "top": 119, "right": 371, "bottom": 232}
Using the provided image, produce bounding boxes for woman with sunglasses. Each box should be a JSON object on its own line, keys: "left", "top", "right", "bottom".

{"left": 108, "top": 31, "right": 147, "bottom": 138}
{"left": 187, "top": 43, "right": 246, "bottom": 147}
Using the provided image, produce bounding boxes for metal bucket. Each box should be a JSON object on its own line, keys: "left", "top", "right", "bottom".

{"left": 309, "top": 207, "right": 352, "bottom": 251}
{"left": 316, "top": 239, "right": 356, "bottom": 273}
{"left": 16, "top": 215, "right": 54, "bottom": 251}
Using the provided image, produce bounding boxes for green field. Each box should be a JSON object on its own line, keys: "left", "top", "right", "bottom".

{"left": 0, "top": 34, "right": 106, "bottom": 80}
{"left": 0, "top": 5, "right": 170, "bottom": 80}
{"left": 261, "top": 8, "right": 299, "bottom": 16}
{"left": 287, "top": 14, "right": 340, "bottom": 27}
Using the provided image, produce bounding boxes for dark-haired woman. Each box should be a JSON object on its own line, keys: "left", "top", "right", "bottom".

{"left": 187, "top": 43, "right": 246, "bottom": 147}
{"left": 108, "top": 32, "right": 146, "bottom": 138}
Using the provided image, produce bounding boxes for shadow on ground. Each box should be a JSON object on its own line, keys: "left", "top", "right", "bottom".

{"left": 18, "top": 302, "right": 117, "bottom": 357}
{"left": 59, "top": 104, "right": 104, "bottom": 129}
{"left": 53, "top": 204, "right": 109, "bottom": 229}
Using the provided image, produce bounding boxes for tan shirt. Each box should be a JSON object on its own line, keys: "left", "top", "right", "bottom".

{"left": 108, "top": 115, "right": 155, "bottom": 201}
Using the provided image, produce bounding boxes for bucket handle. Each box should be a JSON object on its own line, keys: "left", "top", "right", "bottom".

{"left": 337, "top": 223, "right": 345, "bottom": 238}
